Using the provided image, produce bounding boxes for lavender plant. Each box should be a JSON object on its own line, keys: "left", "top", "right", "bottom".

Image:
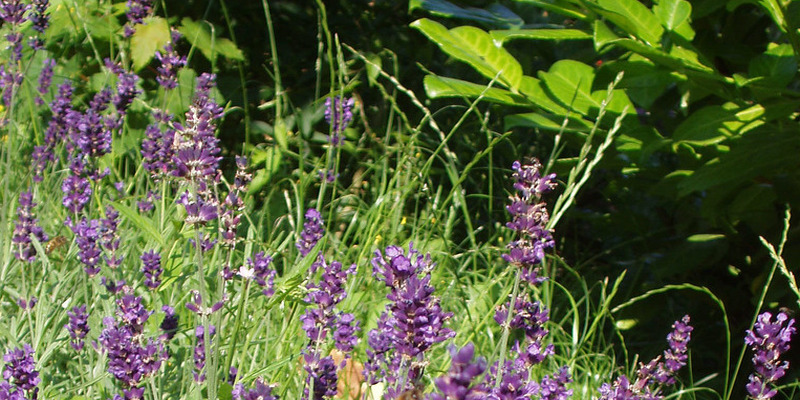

{"left": 744, "top": 312, "right": 796, "bottom": 400}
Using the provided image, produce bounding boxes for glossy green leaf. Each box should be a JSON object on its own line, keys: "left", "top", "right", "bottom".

{"left": 654, "top": 0, "right": 691, "bottom": 32}
{"left": 131, "top": 17, "right": 171, "bottom": 71}
{"left": 672, "top": 105, "right": 739, "bottom": 147}
{"left": 411, "top": 18, "right": 523, "bottom": 92}
{"left": 423, "top": 75, "right": 529, "bottom": 106}
{"left": 594, "top": 0, "right": 664, "bottom": 45}
{"left": 518, "top": 76, "right": 570, "bottom": 115}
{"left": 678, "top": 130, "right": 800, "bottom": 196}
{"left": 749, "top": 43, "right": 797, "bottom": 88}
{"left": 539, "top": 60, "right": 598, "bottom": 115}
{"left": 489, "top": 29, "right": 591, "bottom": 43}
{"left": 592, "top": 89, "right": 634, "bottom": 116}
{"left": 504, "top": 112, "right": 592, "bottom": 132}
{"left": 687, "top": 233, "right": 726, "bottom": 243}
{"left": 593, "top": 20, "right": 619, "bottom": 51}
{"left": 409, "top": 0, "right": 523, "bottom": 28}
{"left": 513, "top": 0, "right": 589, "bottom": 20}
{"left": 613, "top": 39, "right": 715, "bottom": 75}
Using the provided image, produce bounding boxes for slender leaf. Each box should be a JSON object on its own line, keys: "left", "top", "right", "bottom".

{"left": 110, "top": 202, "right": 166, "bottom": 248}
{"left": 671, "top": 105, "right": 740, "bottom": 147}
{"left": 504, "top": 112, "right": 592, "bottom": 132}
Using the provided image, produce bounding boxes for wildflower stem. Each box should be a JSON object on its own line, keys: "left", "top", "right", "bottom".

{"left": 225, "top": 279, "right": 251, "bottom": 379}
{"left": 494, "top": 270, "right": 521, "bottom": 389}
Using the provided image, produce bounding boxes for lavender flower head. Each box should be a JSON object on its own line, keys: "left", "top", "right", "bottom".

{"left": 12, "top": 190, "right": 48, "bottom": 262}
{"left": 745, "top": 311, "right": 796, "bottom": 400}
{"left": 429, "top": 343, "right": 488, "bottom": 400}
{"left": 193, "top": 325, "right": 216, "bottom": 383}
{"left": 35, "top": 58, "right": 55, "bottom": 105}
{"left": 3, "top": 344, "right": 39, "bottom": 394}
{"left": 297, "top": 208, "right": 324, "bottom": 257}
{"left": 365, "top": 243, "right": 454, "bottom": 397}
{"left": 171, "top": 74, "right": 222, "bottom": 183}
{"left": 324, "top": 95, "right": 354, "bottom": 146}
{"left": 233, "top": 378, "right": 278, "bottom": 400}
{"left": 598, "top": 315, "right": 693, "bottom": 400}
{"left": 124, "top": 0, "right": 152, "bottom": 37}
{"left": 504, "top": 159, "right": 557, "bottom": 284}
{"left": 65, "top": 304, "right": 90, "bottom": 351}
{"left": 242, "top": 252, "right": 277, "bottom": 296}
{"left": 70, "top": 218, "right": 102, "bottom": 276}
{"left": 140, "top": 250, "right": 162, "bottom": 290}
{"left": 155, "top": 30, "right": 186, "bottom": 90}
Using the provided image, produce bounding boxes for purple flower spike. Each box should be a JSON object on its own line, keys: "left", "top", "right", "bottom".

{"left": 155, "top": 30, "right": 186, "bottom": 90}
{"left": 71, "top": 218, "right": 102, "bottom": 276}
{"left": 141, "top": 250, "right": 162, "bottom": 290}
{"left": 36, "top": 58, "right": 55, "bottom": 105}
{"left": 297, "top": 208, "right": 324, "bottom": 257}
{"left": 12, "top": 190, "right": 48, "bottom": 262}
{"left": 193, "top": 325, "right": 216, "bottom": 383}
{"left": 365, "top": 244, "right": 454, "bottom": 396}
{"left": 324, "top": 95, "right": 354, "bottom": 146}
{"left": 504, "top": 159, "right": 557, "bottom": 285}
{"left": 243, "top": 252, "right": 277, "bottom": 296}
{"left": 124, "top": 0, "right": 152, "bottom": 37}
{"left": 429, "top": 343, "right": 488, "bottom": 400}
{"left": 3, "top": 344, "right": 39, "bottom": 393}
{"left": 66, "top": 305, "right": 90, "bottom": 351}
{"left": 745, "top": 311, "right": 796, "bottom": 400}
{"left": 598, "top": 316, "right": 693, "bottom": 400}
{"left": 539, "top": 366, "right": 573, "bottom": 400}
{"left": 233, "top": 377, "right": 278, "bottom": 400}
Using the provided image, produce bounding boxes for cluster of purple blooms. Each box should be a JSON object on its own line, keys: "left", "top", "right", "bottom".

{"left": 97, "top": 292, "right": 165, "bottom": 400}
{"left": 233, "top": 377, "right": 278, "bottom": 400}
{"left": 324, "top": 95, "right": 354, "bottom": 146}
{"left": 238, "top": 251, "right": 277, "bottom": 296}
{"left": 297, "top": 208, "right": 325, "bottom": 257}
{"left": 1, "top": 344, "right": 39, "bottom": 400}
{"left": 12, "top": 191, "right": 48, "bottom": 263}
{"left": 140, "top": 250, "right": 162, "bottom": 290}
{"left": 504, "top": 159, "right": 557, "bottom": 285}
{"left": 0, "top": 0, "right": 50, "bottom": 105}
{"left": 365, "top": 243, "right": 455, "bottom": 399}
{"left": 744, "top": 311, "right": 796, "bottom": 400}
{"left": 597, "top": 315, "right": 692, "bottom": 400}
{"left": 300, "top": 254, "right": 359, "bottom": 400}
{"left": 155, "top": 30, "right": 186, "bottom": 90}
{"left": 66, "top": 305, "right": 90, "bottom": 351}
{"left": 220, "top": 156, "right": 252, "bottom": 249}
{"left": 124, "top": 0, "right": 153, "bottom": 37}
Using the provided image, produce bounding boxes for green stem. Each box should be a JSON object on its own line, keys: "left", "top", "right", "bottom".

{"left": 493, "top": 271, "right": 522, "bottom": 389}
{"left": 224, "top": 279, "right": 251, "bottom": 378}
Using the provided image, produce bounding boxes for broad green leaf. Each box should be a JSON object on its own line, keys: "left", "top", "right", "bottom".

{"left": 677, "top": 129, "right": 800, "bottom": 196}
{"left": 423, "top": 75, "right": 529, "bottom": 106}
{"left": 179, "top": 17, "right": 244, "bottom": 63}
{"left": 518, "top": 76, "right": 570, "bottom": 115}
{"left": 593, "top": 20, "right": 619, "bottom": 51}
{"left": 748, "top": 43, "right": 797, "bottom": 88}
{"left": 757, "top": 0, "right": 786, "bottom": 31}
{"left": 608, "top": 59, "right": 676, "bottom": 109}
{"left": 671, "top": 105, "right": 739, "bottom": 147}
{"left": 131, "top": 16, "right": 171, "bottom": 71}
{"left": 594, "top": 0, "right": 664, "bottom": 46}
{"left": 504, "top": 112, "right": 592, "bottom": 133}
{"left": 110, "top": 201, "right": 166, "bottom": 248}
{"left": 215, "top": 38, "right": 244, "bottom": 61}
{"left": 248, "top": 147, "right": 282, "bottom": 194}
{"left": 591, "top": 89, "right": 634, "bottom": 116}
{"left": 612, "top": 39, "right": 715, "bottom": 75}
{"left": 411, "top": 18, "right": 523, "bottom": 92}
{"left": 513, "top": 0, "right": 589, "bottom": 20}
{"left": 654, "top": 0, "right": 691, "bottom": 32}
{"left": 538, "top": 60, "right": 598, "bottom": 115}
{"left": 490, "top": 29, "right": 591, "bottom": 43}
{"left": 409, "top": 0, "right": 523, "bottom": 28}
